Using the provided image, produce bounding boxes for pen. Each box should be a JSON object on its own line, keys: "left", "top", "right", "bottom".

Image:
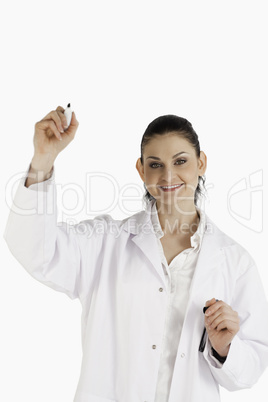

{"left": 64, "top": 103, "right": 72, "bottom": 129}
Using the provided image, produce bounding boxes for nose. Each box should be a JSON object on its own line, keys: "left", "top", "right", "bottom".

{"left": 161, "top": 167, "right": 178, "bottom": 183}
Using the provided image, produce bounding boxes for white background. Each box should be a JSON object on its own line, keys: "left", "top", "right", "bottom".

{"left": 1, "top": 0, "right": 267, "bottom": 401}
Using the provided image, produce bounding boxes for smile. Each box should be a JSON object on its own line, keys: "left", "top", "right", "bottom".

{"left": 158, "top": 184, "right": 184, "bottom": 192}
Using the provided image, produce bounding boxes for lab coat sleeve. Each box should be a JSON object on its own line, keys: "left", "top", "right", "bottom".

{"left": 203, "top": 255, "right": 268, "bottom": 391}
{"left": 4, "top": 169, "right": 104, "bottom": 300}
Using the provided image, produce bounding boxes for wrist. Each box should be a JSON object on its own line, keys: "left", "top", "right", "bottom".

{"left": 25, "top": 154, "right": 55, "bottom": 187}
{"left": 31, "top": 152, "right": 56, "bottom": 171}
{"left": 213, "top": 344, "right": 230, "bottom": 358}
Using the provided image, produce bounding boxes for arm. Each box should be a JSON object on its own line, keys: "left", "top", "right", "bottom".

{"left": 4, "top": 106, "right": 92, "bottom": 300}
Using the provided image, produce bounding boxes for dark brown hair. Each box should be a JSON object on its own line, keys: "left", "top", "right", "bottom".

{"left": 140, "top": 114, "right": 206, "bottom": 205}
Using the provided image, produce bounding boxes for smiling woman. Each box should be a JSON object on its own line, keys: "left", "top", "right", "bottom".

{"left": 4, "top": 106, "right": 268, "bottom": 402}
{"left": 136, "top": 115, "right": 207, "bottom": 243}
{"left": 138, "top": 115, "right": 206, "bottom": 205}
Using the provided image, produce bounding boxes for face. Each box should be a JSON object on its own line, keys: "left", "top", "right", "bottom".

{"left": 136, "top": 132, "right": 207, "bottom": 212}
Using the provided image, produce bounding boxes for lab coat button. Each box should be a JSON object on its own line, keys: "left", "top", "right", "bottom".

{"left": 181, "top": 353, "right": 185, "bottom": 358}
{"left": 152, "top": 345, "right": 156, "bottom": 349}
{"left": 159, "top": 287, "right": 163, "bottom": 292}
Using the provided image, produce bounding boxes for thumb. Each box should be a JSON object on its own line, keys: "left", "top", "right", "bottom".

{"left": 70, "top": 111, "right": 79, "bottom": 128}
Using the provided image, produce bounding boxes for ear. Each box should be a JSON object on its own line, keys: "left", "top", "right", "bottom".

{"left": 136, "top": 158, "right": 145, "bottom": 182}
{"left": 198, "top": 151, "right": 207, "bottom": 176}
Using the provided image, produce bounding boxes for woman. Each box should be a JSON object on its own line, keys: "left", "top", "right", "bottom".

{"left": 4, "top": 106, "right": 268, "bottom": 402}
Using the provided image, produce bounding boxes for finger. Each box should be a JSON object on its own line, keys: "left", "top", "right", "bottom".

{"left": 216, "top": 319, "right": 239, "bottom": 332}
{"left": 209, "top": 307, "right": 238, "bottom": 329}
{"left": 70, "top": 111, "right": 79, "bottom": 126}
{"left": 36, "top": 119, "right": 62, "bottom": 141}
{"left": 216, "top": 310, "right": 239, "bottom": 331}
{"left": 205, "top": 300, "right": 225, "bottom": 316}
{"left": 63, "top": 111, "right": 79, "bottom": 138}
{"left": 41, "top": 110, "right": 65, "bottom": 133}
{"left": 206, "top": 307, "right": 239, "bottom": 329}
{"left": 207, "top": 313, "right": 238, "bottom": 331}
{"left": 43, "top": 107, "right": 64, "bottom": 120}
{"left": 57, "top": 106, "right": 72, "bottom": 129}
{"left": 205, "top": 298, "right": 217, "bottom": 308}
{"left": 206, "top": 305, "right": 232, "bottom": 326}
{"left": 206, "top": 304, "right": 230, "bottom": 321}
{"left": 42, "top": 107, "right": 67, "bottom": 130}
{"left": 56, "top": 106, "right": 65, "bottom": 113}
{"left": 59, "top": 110, "right": 69, "bottom": 130}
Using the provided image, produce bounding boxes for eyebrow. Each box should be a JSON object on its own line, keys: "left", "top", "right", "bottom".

{"left": 146, "top": 152, "right": 189, "bottom": 160}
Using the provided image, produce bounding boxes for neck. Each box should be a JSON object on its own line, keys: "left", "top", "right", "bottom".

{"left": 155, "top": 200, "right": 200, "bottom": 237}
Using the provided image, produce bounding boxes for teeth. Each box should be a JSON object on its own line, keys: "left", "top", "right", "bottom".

{"left": 161, "top": 184, "right": 182, "bottom": 189}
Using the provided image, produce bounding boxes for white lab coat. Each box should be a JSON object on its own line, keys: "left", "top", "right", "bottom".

{"left": 4, "top": 175, "right": 268, "bottom": 402}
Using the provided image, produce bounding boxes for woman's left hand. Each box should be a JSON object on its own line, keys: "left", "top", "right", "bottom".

{"left": 204, "top": 298, "right": 240, "bottom": 357}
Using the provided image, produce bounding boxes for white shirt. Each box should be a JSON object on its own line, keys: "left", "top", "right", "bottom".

{"left": 149, "top": 201, "right": 206, "bottom": 401}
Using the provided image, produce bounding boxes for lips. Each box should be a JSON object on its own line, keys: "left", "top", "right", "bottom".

{"left": 158, "top": 184, "right": 184, "bottom": 192}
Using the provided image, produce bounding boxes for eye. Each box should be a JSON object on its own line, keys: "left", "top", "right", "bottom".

{"left": 175, "top": 159, "right": 187, "bottom": 165}
{"left": 149, "top": 162, "right": 162, "bottom": 168}
{"left": 149, "top": 159, "right": 187, "bottom": 168}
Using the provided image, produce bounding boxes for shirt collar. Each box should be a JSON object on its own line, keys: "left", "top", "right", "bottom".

{"left": 149, "top": 199, "right": 206, "bottom": 251}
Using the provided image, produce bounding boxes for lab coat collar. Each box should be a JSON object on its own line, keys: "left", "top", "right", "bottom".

{"left": 122, "top": 199, "right": 206, "bottom": 242}
{"left": 121, "top": 200, "right": 153, "bottom": 235}
{"left": 121, "top": 198, "right": 234, "bottom": 252}
{"left": 121, "top": 199, "right": 234, "bottom": 288}
{"left": 149, "top": 199, "right": 206, "bottom": 252}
